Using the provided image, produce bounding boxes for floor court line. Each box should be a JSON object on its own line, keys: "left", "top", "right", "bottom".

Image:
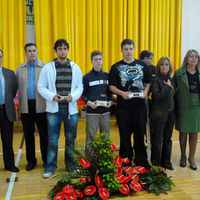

{"left": 4, "top": 136, "right": 24, "bottom": 200}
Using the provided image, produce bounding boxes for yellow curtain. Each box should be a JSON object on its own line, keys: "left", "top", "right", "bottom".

{"left": 34, "top": 0, "right": 182, "bottom": 74}
{"left": 0, "top": 0, "right": 26, "bottom": 71}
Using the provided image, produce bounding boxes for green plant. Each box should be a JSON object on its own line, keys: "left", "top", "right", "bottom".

{"left": 139, "top": 165, "right": 175, "bottom": 195}
{"left": 92, "top": 133, "right": 121, "bottom": 192}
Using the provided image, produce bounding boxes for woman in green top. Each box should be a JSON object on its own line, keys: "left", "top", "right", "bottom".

{"left": 174, "top": 49, "right": 200, "bottom": 170}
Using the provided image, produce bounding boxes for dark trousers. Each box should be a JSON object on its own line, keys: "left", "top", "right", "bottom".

{"left": 151, "top": 110, "right": 175, "bottom": 166}
{"left": 0, "top": 106, "right": 15, "bottom": 168}
{"left": 116, "top": 106, "right": 148, "bottom": 165}
{"left": 21, "top": 100, "right": 48, "bottom": 164}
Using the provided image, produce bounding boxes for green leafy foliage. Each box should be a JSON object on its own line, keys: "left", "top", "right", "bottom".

{"left": 139, "top": 165, "right": 175, "bottom": 196}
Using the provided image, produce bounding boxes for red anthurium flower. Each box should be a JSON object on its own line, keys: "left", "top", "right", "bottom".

{"left": 109, "top": 144, "right": 117, "bottom": 152}
{"left": 116, "top": 167, "right": 122, "bottom": 175}
{"left": 80, "top": 176, "right": 91, "bottom": 183}
{"left": 119, "top": 184, "right": 130, "bottom": 195}
{"left": 130, "top": 174, "right": 139, "bottom": 181}
{"left": 130, "top": 180, "right": 143, "bottom": 191}
{"left": 122, "top": 158, "right": 130, "bottom": 164}
{"left": 63, "top": 185, "right": 75, "bottom": 194}
{"left": 79, "top": 159, "right": 90, "bottom": 168}
{"left": 116, "top": 174, "right": 126, "bottom": 183}
{"left": 98, "top": 187, "right": 109, "bottom": 200}
{"left": 54, "top": 192, "right": 65, "bottom": 200}
{"left": 84, "top": 185, "right": 96, "bottom": 196}
{"left": 139, "top": 180, "right": 147, "bottom": 188}
{"left": 122, "top": 166, "right": 134, "bottom": 174}
{"left": 95, "top": 175, "right": 104, "bottom": 188}
{"left": 66, "top": 194, "right": 77, "bottom": 200}
{"left": 75, "top": 189, "right": 84, "bottom": 198}
{"left": 133, "top": 166, "right": 148, "bottom": 174}
{"left": 113, "top": 156, "right": 123, "bottom": 168}
{"left": 121, "top": 175, "right": 132, "bottom": 183}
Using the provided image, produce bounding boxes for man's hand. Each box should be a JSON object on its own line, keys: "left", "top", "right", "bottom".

{"left": 67, "top": 94, "right": 72, "bottom": 102}
{"left": 140, "top": 90, "right": 147, "bottom": 99}
{"left": 121, "top": 91, "right": 131, "bottom": 100}
{"left": 106, "top": 101, "right": 113, "bottom": 108}
{"left": 53, "top": 95, "right": 62, "bottom": 102}
{"left": 87, "top": 100, "right": 97, "bottom": 109}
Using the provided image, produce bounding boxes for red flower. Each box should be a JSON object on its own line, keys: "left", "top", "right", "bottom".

{"left": 113, "top": 156, "right": 123, "bottom": 168}
{"left": 133, "top": 166, "right": 148, "bottom": 174}
{"left": 75, "top": 189, "right": 84, "bottom": 198}
{"left": 84, "top": 185, "right": 96, "bottom": 196}
{"left": 139, "top": 180, "right": 147, "bottom": 188}
{"left": 122, "top": 166, "right": 134, "bottom": 174}
{"left": 116, "top": 167, "right": 122, "bottom": 175}
{"left": 54, "top": 192, "right": 65, "bottom": 200}
{"left": 80, "top": 176, "right": 91, "bottom": 183}
{"left": 95, "top": 175, "right": 104, "bottom": 188}
{"left": 116, "top": 174, "right": 131, "bottom": 183}
{"left": 66, "top": 194, "right": 77, "bottom": 200}
{"left": 116, "top": 174, "right": 126, "bottom": 183}
{"left": 130, "top": 180, "right": 143, "bottom": 191}
{"left": 122, "top": 158, "right": 130, "bottom": 164}
{"left": 130, "top": 174, "right": 139, "bottom": 181}
{"left": 119, "top": 184, "right": 130, "bottom": 195}
{"left": 63, "top": 185, "right": 75, "bottom": 194}
{"left": 98, "top": 187, "right": 109, "bottom": 200}
{"left": 79, "top": 159, "right": 90, "bottom": 168}
{"left": 109, "top": 144, "right": 117, "bottom": 152}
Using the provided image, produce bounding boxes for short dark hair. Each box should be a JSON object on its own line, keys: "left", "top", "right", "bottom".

{"left": 121, "top": 38, "right": 135, "bottom": 49}
{"left": 24, "top": 43, "right": 37, "bottom": 51}
{"left": 0, "top": 49, "right": 3, "bottom": 56}
{"left": 54, "top": 39, "right": 69, "bottom": 50}
{"left": 140, "top": 50, "right": 154, "bottom": 60}
{"left": 91, "top": 50, "right": 102, "bottom": 60}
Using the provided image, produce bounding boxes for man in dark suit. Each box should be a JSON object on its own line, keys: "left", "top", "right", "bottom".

{"left": 0, "top": 49, "right": 19, "bottom": 172}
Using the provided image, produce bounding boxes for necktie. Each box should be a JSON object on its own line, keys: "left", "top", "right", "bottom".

{"left": 0, "top": 78, "right": 3, "bottom": 104}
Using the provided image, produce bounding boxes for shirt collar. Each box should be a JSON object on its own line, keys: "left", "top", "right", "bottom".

{"left": 0, "top": 66, "right": 2, "bottom": 73}
{"left": 27, "top": 59, "right": 38, "bottom": 68}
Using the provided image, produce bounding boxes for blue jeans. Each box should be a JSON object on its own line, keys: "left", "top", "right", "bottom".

{"left": 45, "top": 108, "right": 78, "bottom": 173}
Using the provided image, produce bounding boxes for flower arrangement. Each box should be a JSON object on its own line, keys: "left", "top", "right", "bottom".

{"left": 49, "top": 133, "right": 174, "bottom": 199}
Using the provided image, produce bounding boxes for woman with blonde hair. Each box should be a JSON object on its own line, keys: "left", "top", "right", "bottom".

{"left": 174, "top": 49, "right": 200, "bottom": 170}
{"left": 149, "top": 56, "right": 175, "bottom": 170}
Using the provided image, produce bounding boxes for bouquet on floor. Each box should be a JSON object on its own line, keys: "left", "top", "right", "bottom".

{"left": 49, "top": 133, "right": 175, "bottom": 200}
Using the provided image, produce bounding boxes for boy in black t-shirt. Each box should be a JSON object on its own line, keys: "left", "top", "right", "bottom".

{"left": 109, "top": 39, "right": 151, "bottom": 169}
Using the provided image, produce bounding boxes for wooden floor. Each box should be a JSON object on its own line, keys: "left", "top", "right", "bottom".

{"left": 1, "top": 116, "right": 200, "bottom": 200}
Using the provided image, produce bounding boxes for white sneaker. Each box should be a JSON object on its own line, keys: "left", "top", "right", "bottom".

{"left": 43, "top": 172, "right": 53, "bottom": 179}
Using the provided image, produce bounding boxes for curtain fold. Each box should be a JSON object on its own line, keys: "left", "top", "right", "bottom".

{"left": 0, "top": 0, "right": 26, "bottom": 70}
{"left": 34, "top": 0, "right": 182, "bottom": 73}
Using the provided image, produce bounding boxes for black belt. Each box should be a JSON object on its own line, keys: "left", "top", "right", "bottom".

{"left": 0, "top": 104, "right": 5, "bottom": 109}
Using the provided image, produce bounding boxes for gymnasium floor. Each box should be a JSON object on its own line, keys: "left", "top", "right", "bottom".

{"left": 0, "top": 116, "right": 200, "bottom": 200}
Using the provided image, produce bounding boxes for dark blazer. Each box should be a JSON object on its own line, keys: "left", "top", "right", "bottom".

{"left": 2, "top": 67, "right": 17, "bottom": 122}
{"left": 149, "top": 74, "right": 175, "bottom": 122}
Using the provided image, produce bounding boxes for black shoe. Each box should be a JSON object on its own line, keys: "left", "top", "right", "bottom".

{"left": 188, "top": 159, "right": 197, "bottom": 170}
{"left": 180, "top": 157, "right": 186, "bottom": 168}
{"left": 190, "top": 164, "right": 197, "bottom": 170}
{"left": 5, "top": 166, "right": 19, "bottom": 172}
{"left": 162, "top": 163, "right": 174, "bottom": 170}
{"left": 180, "top": 161, "right": 186, "bottom": 168}
{"left": 26, "top": 162, "right": 37, "bottom": 171}
{"left": 140, "top": 162, "right": 151, "bottom": 170}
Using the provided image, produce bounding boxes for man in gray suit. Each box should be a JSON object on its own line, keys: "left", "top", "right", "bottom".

{"left": 0, "top": 49, "right": 19, "bottom": 172}
{"left": 16, "top": 43, "right": 48, "bottom": 171}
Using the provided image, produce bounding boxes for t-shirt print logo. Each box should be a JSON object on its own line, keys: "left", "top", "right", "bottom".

{"left": 118, "top": 64, "right": 144, "bottom": 92}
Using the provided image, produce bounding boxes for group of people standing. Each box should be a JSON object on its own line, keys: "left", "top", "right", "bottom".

{"left": 0, "top": 38, "right": 199, "bottom": 179}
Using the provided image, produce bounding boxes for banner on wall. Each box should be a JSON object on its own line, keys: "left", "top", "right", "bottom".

{"left": 26, "top": 0, "right": 34, "bottom": 25}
